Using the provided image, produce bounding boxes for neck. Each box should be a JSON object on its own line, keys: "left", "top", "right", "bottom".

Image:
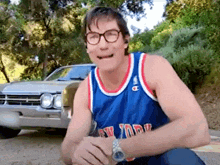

{"left": 98, "top": 55, "right": 129, "bottom": 91}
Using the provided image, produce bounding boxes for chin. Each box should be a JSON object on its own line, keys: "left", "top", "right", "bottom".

{"left": 97, "top": 63, "right": 116, "bottom": 72}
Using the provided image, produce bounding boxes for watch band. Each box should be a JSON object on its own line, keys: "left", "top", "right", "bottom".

{"left": 112, "top": 139, "right": 126, "bottom": 162}
{"left": 112, "top": 139, "right": 120, "bottom": 153}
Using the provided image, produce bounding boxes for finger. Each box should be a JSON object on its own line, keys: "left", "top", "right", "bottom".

{"left": 74, "top": 148, "right": 105, "bottom": 165}
{"left": 86, "top": 145, "right": 109, "bottom": 165}
{"left": 73, "top": 156, "right": 92, "bottom": 165}
{"left": 90, "top": 137, "right": 113, "bottom": 156}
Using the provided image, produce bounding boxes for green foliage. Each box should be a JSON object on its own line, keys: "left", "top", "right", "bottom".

{"left": 165, "top": 26, "right": 209, "bottom": 52}
{"left": 150, "top": 27, "right": 172, "bottom": 51}
{"left": 202, "top": 0, "right": 220, "bottom": 56}
{"left": 165, "top": 0, "right": 212, "bottom": 23}
{"left": 10, "top": 1, "right": 90, "bottom": 80}
{"left": 151, "top": 25, "right": 215, "bottom": 92}
{"left": 142, "top": 20, "right": 173, "bottom": 51}
{"left": 79, "top": 0, "right": 153, "bottom": 20}
{"left": 0, "top": 55, "right": 26, "bottom": 83}
{"left": 153, "top": 20, "right": 171, "bottom": 35}
{"left": 203, "top": 59, "right": 220, "bottom": 87}
{"left": 158, "top": 45, "right": 215, "bottom": 92}
{"left": 129, "top": 30, "right": 154, "bottom": 52}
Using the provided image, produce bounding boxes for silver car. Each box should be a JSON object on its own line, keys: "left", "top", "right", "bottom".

{"left": 0, "top": 63, "right": 96, "bottom": 138}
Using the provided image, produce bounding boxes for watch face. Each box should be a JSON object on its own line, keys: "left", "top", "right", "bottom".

{"left": 113, "top": 151, "right": 125, "bottom": 162}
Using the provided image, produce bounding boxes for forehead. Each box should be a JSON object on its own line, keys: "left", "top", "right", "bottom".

{"left": 86, "top": 17, "right": 119, "bottom": 33}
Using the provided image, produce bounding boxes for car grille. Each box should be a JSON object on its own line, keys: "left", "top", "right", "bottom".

{"left": 0, "top": 94, "right": 41, "bottom": 106}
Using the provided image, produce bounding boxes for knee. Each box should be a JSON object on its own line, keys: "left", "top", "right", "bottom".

{"left": 160, "top": 148, "right": 205, "bottom": 165}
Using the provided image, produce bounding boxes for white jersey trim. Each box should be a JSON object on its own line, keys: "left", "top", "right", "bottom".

{"left": 94, "top": 53, "right": 134, "bottom": 96}
{"left": 139, "top": 53, "right": 158, "bottom": 101}
{"left": 88, "top": 73, "right": 94, "bottom": 113}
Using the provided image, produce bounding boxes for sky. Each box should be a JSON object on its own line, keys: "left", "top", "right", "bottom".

{"left": 10, "top": 0, "right": 167, "bottom": 35}
{"left": 126, "top": 0, "right": 167, "bottom": 34}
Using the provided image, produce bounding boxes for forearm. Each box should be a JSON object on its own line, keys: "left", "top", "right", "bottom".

{"left": 120, "top": 117, "right": 210, "bottom": 158}
{"left": 61, "top": 139, "right": 79, "bottom": 165}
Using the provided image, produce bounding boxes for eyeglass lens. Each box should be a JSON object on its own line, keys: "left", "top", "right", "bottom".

{"left": 86, "top": 30, "right": 120, "bottom": 45}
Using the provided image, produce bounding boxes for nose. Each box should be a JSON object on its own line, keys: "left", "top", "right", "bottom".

{"left": 98, "top": 35, "right": 108, "bottom": 49}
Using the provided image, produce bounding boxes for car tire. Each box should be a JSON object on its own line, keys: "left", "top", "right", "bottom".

{"left": 55, "top": 128, "right": 67, "bottom": 136}
{"left": 0, "top": 126, "right": 21, "bottom": 139}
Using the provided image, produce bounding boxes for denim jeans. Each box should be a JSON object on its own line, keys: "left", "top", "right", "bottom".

{"left": 117, "top": 148, "right": 205, "bottom": 165}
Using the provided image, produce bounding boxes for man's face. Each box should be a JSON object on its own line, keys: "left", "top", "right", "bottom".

{"left": 86, "top": 18, "right": 129, "bottom": 71}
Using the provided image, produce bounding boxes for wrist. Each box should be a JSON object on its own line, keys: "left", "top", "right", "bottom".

{"left": 112, "top": 138, "right": 126, "bottom": 162}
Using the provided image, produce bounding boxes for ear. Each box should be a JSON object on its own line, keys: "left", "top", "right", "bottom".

{"left": 84, "top": 42, "right": 87, "bottom": 49}
{"left": 124, "top": 35, "right": 130, "bottom": 48}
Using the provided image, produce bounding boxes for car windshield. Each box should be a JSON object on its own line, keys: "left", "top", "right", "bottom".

{"left": 45, "top": 65, "right": 95, "bottom": 81}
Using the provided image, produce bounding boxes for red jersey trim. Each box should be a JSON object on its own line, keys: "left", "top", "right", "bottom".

{"left": 141, "top": 54, "right": 155, "bottom": 96}
{"left": 87, "top": 75, "right": 91, "bottom": 110}
{"left": 139, "top": 53, "right": 157, "bottom": 101}
{"left": 87, "top": 73, "right": 94, "bottom": 112}
{"left": 95, "top": 54, "right": 132, "bottom": 94}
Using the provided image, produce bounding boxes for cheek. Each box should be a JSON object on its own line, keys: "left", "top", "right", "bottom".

{"left": 86, "top": 45, "right": 96, "bottom": 54}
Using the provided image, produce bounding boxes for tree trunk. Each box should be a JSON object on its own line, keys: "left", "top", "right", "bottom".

{"left": 42, "top": 53, "right": 48, "bottom": 80}
{"left": 0, "top": 56, "right": 10, "bottom": 83}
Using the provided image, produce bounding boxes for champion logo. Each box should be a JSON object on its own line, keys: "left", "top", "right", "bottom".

{"left": 132, "top": 76, "right": 139, "bottom": 91}
{"left": 132, "top": 86, "right": 139, "bottom": 91}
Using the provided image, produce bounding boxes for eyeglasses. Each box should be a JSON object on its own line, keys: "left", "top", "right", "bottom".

{"left": 85, "top": 29, "right": 121, "bottom": 45}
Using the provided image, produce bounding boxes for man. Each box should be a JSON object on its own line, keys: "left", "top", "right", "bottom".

{"left": 61, "top": 6, "right": 210, "bottom": 165}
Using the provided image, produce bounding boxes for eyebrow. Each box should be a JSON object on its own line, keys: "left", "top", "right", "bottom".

{"left": 86, "top": 28, "right": 120, "bottom": 34}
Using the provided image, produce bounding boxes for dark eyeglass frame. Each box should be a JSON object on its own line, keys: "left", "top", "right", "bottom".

{"left": 85, "top": 29, "right": 121, "bottom": 45}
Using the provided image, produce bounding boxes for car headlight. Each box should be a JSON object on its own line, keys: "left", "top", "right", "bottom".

{"left": 40, "top": 93, "right": 53, "bottom": 108}
{"left": 53, "top": 94, "right": 62, "bottom": 109}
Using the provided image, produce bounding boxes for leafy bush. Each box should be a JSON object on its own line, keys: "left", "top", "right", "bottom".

{"left": 150, "top": 27, "right": 172, "bottom": 51}
{"left": 203, "top": 58, "right": 220, "bottom": 87}
{"left": 202, "top": 0, "right": 220, "bottom": 56}
{"left": 152, "top": 20, "right": 171, "bottom": 35}
{"left": 158, "top": 45, "right": 215, "bottom": 92}
{"left": 165, "top": 26, "right": 210, "bottom": 53}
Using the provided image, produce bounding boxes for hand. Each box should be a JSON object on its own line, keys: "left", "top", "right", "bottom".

{"left": 71, "top": 136, "right": 116, "bottom": 165}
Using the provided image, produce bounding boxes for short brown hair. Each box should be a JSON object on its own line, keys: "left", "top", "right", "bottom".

{"left": 82, "top": 6, "right": 130, "bottom": 55}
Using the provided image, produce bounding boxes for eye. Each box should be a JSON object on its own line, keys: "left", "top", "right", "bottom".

{"left": 106, "top": 31, "right": 118, "bottom": 36}
{"left": 88, "top": 33, "right": 99, "bottom": 39}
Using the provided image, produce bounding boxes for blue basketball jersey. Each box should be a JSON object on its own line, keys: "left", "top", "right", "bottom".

{"left": 88, "top": 52, "right": 169, "bottom": 139}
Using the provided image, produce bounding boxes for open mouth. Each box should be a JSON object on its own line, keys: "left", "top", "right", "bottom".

{"left": 97, "top": 54, "right": 114, "bottom": 60}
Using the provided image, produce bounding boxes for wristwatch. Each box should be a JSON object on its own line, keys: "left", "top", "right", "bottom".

{"left": 112, "top": 139, "right": 126, "bottom": 162}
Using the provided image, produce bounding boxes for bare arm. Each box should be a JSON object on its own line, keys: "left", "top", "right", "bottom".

{"left": 61, "top": 78, "right": 92, "bottom": 164}
{"left": 119, "top": 55, "right": 210, "bottom": 158}
{"left": 61, "top": 77, "right": 114, "bottom": 165}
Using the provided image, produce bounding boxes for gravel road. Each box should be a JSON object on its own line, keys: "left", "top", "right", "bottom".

{"left": 1, "top": 129, "right": 220, "bottom": 165}
{"left": 0, "top": 129, "right": 65, "bottom": 165}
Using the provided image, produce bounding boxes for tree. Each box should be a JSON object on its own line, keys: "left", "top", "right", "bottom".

{"left": 79, "top": 0, "right": 155, "bottom": 20}
{"left": 0, "top": 1, "right": 14, "bottom": 82}
{"left": 10, "top": 0, "right": 178, "bottom": 80}
{"left": 11, "top": 0, "right": 156, "bottom": 80}
{"left": 164, "top": 0, "right": 213, "bottom": 22}
{"left": 11, "top": 0, "right": 89, "bottom": 80}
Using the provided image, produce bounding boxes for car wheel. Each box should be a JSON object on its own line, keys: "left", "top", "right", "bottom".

{"left": 54, "top": 128, "right": 67, "bottom": 136}
{"left": 0, "top": 126, "right": 21, "bottom": 139}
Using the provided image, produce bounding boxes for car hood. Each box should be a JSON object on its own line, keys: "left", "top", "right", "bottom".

{"left": 0, "top": 80, "right": 80, "bottom": 95}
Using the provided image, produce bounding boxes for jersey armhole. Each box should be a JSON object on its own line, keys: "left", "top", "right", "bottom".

{"left": 87, "top": 73, "right": 93, "bottom": 113}
{"left": 139, "top": 53, "right": 158, "bottom": 101}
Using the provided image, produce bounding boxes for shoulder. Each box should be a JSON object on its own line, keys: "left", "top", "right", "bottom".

{"left": 143, "top": 54, "right": 176, "bottom": 91}
{"left": 144, "top": 54, "right": 171, "bottom": 70}
{"left": 74, "top": 76, "right": 89, "bottom": 106}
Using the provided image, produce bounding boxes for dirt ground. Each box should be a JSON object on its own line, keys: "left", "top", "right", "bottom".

{"left": 0, "top": 129, "right": 65, "bottom": 165}
{"left": 195, "top": 84, "right": 220, "bottom": 130}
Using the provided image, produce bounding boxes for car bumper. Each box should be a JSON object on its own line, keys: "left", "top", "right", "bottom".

{"left": 0, "top": 105, "right": 70, "bottom": 129}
